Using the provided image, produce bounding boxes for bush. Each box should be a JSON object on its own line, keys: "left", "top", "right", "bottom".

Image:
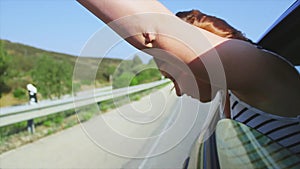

{"left": 43, "top": 120, "right": 53, "bottom": 127}
{"left": 31, "top": 55, "right": 73, "bottom": 99}
{"left": 53, "top": 116, "right": 63, "bottom": 124}
{"left": 13, "top": 88, "right": 27, "bottom": 99}
{"left": 113, "top": 72, "right": 134, "bottom": 89}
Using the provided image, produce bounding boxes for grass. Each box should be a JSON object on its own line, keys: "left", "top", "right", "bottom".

{"left": 0, "top": 93, "right": 27, "bottom": 107}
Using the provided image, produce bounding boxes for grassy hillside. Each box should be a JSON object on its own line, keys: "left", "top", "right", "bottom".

{"left": 0, "top": 39, "right": 122, "bottom": 106}
{"left": 0, "top": 39, "right": 161, "bottom": 107}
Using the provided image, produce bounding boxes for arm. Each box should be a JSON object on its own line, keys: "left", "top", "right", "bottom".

{"left": 77, "top": 0, "right": 172, "bottom": 23}
{"left": 77, "top": 0, "right": 300, "bottom": 116}
{"left": 77, "top": 0, "right": 227, "bottom": 63}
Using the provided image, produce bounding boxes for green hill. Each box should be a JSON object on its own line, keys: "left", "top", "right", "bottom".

{"left": 0, "top": 39, "right": 122, "bottom": 106}
{"left": 0, "top": 39, "right": 161, "bottom": 107}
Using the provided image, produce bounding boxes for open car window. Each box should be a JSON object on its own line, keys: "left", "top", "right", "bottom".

{"left": 258, "top": 0, "right": 300, "bottom": 68}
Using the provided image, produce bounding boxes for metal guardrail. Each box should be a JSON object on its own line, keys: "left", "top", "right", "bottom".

{"left": 0, "top": 80, "right": 169, "bottom": 128}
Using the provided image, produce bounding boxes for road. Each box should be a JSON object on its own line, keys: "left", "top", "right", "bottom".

{"left": 0, "top": 85, "right": 219, "bottom": 169}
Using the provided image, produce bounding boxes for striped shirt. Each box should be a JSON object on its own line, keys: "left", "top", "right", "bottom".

{"left": 229, "top": 92, "right": 300, "bottom": 155}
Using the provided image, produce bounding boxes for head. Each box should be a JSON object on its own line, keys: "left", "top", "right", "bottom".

{"left": 153, "top": 10, "right": 253, "bottom": 102}
{"left": 176, "top": 9, "right": 253, "bottom": 43}
{"left": 176, "top": 9, "right": 205, "bottom": 25}
{"left": 153, "top": 52, "right": 213, "bottom": 102}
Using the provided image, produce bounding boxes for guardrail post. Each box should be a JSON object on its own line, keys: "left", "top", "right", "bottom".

{"left": 27, "top": 84, "right": 37, "bottom": 134}
{"left": 27, "top": 119, "right": 35, "bottom": 133}
{"left": 97, "top": 102, "right": 101, "bottom": 110}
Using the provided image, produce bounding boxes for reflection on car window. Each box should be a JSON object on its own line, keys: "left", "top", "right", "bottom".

{"left": 216, "top": 119, "right": 300, "bottom": 169}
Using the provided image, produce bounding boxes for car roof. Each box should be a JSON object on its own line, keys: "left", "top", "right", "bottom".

{"left": 258, "top": 0, "right": 300, "bottom": 66}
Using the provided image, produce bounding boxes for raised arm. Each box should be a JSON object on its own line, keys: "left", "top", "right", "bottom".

{"left": 77, "top": 0, "right": 172, "bottom": 23}
{"left": 77, "top": 0, "right": 227, "bottom": 62}
{"left": 77, "top": 0, "right": 300, "bottom": 116}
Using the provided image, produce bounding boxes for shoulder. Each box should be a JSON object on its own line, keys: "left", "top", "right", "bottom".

{"left": 215, "top": 39, "right": 297, "bottom": 87}
{"left": 217, "top": 39, "right": 300, "bottom": 116}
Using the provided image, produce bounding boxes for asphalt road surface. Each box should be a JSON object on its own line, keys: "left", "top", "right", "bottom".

{"left": 0, "top": 85, "right": 220, "bottom": 169}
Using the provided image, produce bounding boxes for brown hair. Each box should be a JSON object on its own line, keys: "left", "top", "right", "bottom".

{"left": 176, "top": 9, "right": 254, "bottom": 44}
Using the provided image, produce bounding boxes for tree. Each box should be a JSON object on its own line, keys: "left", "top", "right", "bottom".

{"left": 31, "top": 55, "right": 72, "bottom": 99}
{"left": 0, "top": 41, "right": 10, "bottom": 98}
{"left": 112, "top": 56, "right": 162, "bottom": 89}
{"left": 132, "top": 54, "right": 143, "bottom": 65}
{"left": 113, "top": 72, "right": 135, "bottom": 89}
{"left": 101, "top": 65, "right": 116, "bottom": 82}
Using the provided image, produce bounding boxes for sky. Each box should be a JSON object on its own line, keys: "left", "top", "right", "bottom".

{"left": 0, "top": 0, "right": 297, "bottom": 61}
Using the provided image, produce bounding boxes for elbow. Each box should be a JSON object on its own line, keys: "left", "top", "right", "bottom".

{"left": 123, "top": 32, "right": 157, "bottom": 50}
{"left": 142, "top": 32, "right": 157, "bottom": 48}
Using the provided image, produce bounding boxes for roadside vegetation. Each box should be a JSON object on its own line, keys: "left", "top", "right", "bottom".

{"left": 0, "top": 39, "right": 166, "bottom": 154}
{"left": 0, "top": 39, "right": 161, "bottom": 106}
